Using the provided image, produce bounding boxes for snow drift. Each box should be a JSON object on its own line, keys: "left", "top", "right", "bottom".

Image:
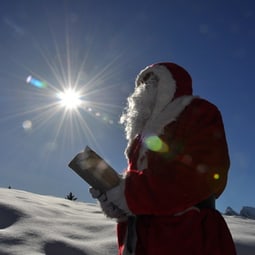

{"left": 0, "top": 188, "right": 254, "bottom": 255}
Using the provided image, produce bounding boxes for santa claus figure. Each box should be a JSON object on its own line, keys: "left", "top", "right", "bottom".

{"left": 89, "top": 62, "right": 237, "bottom": 255}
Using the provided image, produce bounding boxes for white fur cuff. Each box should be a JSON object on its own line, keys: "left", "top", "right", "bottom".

{"left": 106, "top": 179, "right": 132, "bottom": 216}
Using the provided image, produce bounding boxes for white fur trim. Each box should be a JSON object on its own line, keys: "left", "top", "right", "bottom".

{"left": 136, "top": 95, "right": 197, "bottom": 170}
{"left": 136, "top": 65, "right": 176, "bottom": 121}
{"left": 106, "top": 179, "right": 133, "bottom": 216}
{"left": 124, "top": 65, "right": 178, "bottom": 158}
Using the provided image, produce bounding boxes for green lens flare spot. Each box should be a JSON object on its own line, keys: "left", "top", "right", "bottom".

{"left": 145, "top": 136, "right": 169, "bottom": 152}
{"left": 213, "top": 173, "right": 220, "bottom": 180}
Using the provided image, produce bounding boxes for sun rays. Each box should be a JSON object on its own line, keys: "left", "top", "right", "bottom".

{"left": 13, "top": 27, "right": 125, "bottom": 152}
{"left": 56, "top": 88, "right": 82, "bottom": 110}
{"left": 0, "top": 7, "right": 131, "bottom": 162}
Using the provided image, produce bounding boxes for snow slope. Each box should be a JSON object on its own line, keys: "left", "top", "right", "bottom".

{"left": 0, "top": 188, "right": 254, "bottom": 255}
{"left": 0, "top": 188, "right": 117, "bottom": 255}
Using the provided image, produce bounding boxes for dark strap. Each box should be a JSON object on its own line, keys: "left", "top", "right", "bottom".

{"left": 195, "top": 195, "right": 216, "bottom": 210}
{"left": 126, "top": 216, "right": 136, "bottom": 253}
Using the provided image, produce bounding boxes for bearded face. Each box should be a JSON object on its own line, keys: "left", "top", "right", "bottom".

{"left": 120, "top": 73, "right": 158, "bottom": 141}
{"left": 120, "top": 64, "right": 179, "bottom": 145}
{"left": 120, "top": 63, "right": 194, "bottom": 164}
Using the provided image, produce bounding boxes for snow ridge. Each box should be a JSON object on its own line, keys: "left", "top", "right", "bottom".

{"left": 0, "top": 188, "right": 255, "bottom": 255}
{"left": 0, "top": 188, "right": 117, "bottom": 255}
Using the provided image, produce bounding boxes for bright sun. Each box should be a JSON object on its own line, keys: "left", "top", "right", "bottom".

{"left": 56, "top": 88, "right": 82, "bottom": 110}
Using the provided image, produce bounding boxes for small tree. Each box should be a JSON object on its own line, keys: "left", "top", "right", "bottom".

{"left": 65, "top": 192, "right": 77, "bottom": 201}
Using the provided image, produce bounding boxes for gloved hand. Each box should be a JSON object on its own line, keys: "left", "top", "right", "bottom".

{"left": 89, "top": 188, "right": 127, "bottom": 219}
{"left": 105, "top": 178, "right": 132, "bottom": 215}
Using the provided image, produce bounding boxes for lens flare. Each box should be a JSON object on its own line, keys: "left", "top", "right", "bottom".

{"left": 213, "top": 173, "right": 220, "bottom": 180}
{"left": 56, "top": 88, "right": 82, "bottom": 110}
{"left": 145, "top": 135, "right": 169, "bottom": 152}
{"left": 26, "top": 75, "right": 47, "bottom": 88}
{"left": 20, "top": 23, "right": 123, "bottom": 152}
{"left": 22, "top": 120, "right": 32, "bottom": 130}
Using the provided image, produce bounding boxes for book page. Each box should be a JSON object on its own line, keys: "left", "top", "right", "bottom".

{"left": 68, "top": 146, "right": 120, "bottom": 192}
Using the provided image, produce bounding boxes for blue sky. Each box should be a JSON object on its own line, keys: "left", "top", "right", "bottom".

{"left": 0, "top": 0, "right": 254, "bottom": 213}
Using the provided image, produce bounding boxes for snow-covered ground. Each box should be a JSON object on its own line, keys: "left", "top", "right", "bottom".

{"left": 0, "top": 188, "right": 254, "bottom": 255}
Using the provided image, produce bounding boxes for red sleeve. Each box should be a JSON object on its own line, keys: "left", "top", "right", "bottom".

{"left": 125, "top": 99, "right": 230, "bottom": 215}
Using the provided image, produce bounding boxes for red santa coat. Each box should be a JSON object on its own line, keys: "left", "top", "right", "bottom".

{"left": 117, "top": 98, "right": 236, "bottom": 255}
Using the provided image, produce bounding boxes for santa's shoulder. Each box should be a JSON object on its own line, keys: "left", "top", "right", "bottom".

{"left": 187, "top": 97, "right": 221, "bottom": 115}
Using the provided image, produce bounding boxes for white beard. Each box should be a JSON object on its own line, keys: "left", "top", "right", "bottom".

{"left": 120, "top": 82, "right": 157, "bottom": 142}
{"left": 120, "top": 64, "right": 196, "bottom": 165}
{"left": 120, "top": 65, "right": 176, "bottom": 145}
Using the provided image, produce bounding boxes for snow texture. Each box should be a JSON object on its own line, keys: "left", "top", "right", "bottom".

{"left": 0, "top": 188, "right": 254, "bottom": 255}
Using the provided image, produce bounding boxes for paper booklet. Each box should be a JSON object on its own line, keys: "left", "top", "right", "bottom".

{"left": 68, "top": 146, "right": 120, "bottom": 192}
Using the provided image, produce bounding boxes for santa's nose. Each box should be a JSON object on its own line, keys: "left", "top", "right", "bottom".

{"left": 138, "top": 72, "right": 159, "bottom": 87}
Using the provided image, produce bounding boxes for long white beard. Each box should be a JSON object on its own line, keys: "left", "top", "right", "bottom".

{"left": 120, "top": 83, "right": 157, "bottom": 142}
{"left": 120, "top": 64, "right": 196, "bottom": 168}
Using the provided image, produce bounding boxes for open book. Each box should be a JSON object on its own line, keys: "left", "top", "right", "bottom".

{"left": 68, "top": 146, "right": 120, "bottom": 192}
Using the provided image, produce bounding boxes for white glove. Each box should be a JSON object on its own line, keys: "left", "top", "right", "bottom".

{"left": 89, "top": 187, "right": 130, "bottom": 219}
{"left": 105, "top": 178, "right": 132, "bottom": 216}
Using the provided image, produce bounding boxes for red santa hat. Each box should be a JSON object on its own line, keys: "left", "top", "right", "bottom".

{"left": 157, "top": 62, "right": 193, "bottom": 99}
{"left": 136, "top": 62, "right": 193, "bottom": 101}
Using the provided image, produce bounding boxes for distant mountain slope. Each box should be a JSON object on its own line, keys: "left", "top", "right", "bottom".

{"left": 225, "top": 206, "right": 255, "bottom": 220}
